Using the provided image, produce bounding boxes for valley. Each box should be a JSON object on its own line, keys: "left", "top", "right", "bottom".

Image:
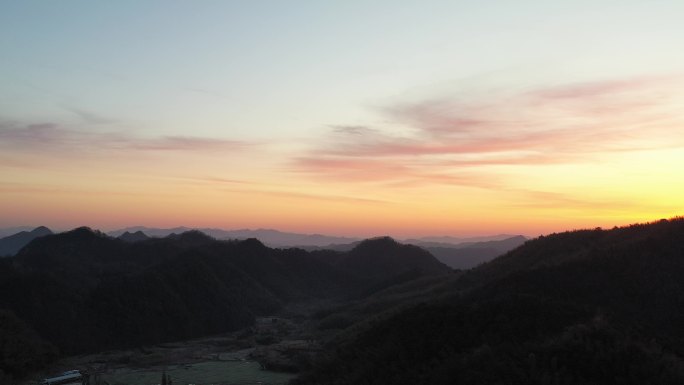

{"left": 20, "top": 300, "right": 366, "bottom": 385}
{"left": 24, "top": 316, "right": 308, "bottom": 385}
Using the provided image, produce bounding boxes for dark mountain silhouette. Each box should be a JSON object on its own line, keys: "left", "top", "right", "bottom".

{"left": 337, "top": 237, "right": 451, "bottom": 279}
{"left": 117, "top": 230, "right": 150, "bottom": 243}
{"left": 295, "top": 218, "right": 684, "bottom": 385}
{"left": 321, "top": 237, "right": 452, "bottom": 298}
{"left": 304, "top": 236, "right": 528, "bottom": 269}
{"left": 0, "top": 226, "right": 52, "bottom": 257}
{"left": 0, "top": 228, "right": 448, "bottom": 380}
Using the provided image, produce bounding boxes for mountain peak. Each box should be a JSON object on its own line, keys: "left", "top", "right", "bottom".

{"left": 0, "top": 226, "right": 54, "bottom": 257}
{"left": 67, "top": 226, "right": 108, "bottom": 238}
{"left": 118, "top": 230, "right": 150, "bottom": 243}
{"left": 31, "top": 226, "right": 52, "bottom": 235}
{"left": 166, "top": 230, "right": 215, "bottom": 245}
{"left": 341, "top": 236, "right": 450, "bottom": 280}
{"left": 239, "top": 237, "right": 267, "bottom": 249}
{"left": 350, "top": 236, "right": 398, "bottom": 252}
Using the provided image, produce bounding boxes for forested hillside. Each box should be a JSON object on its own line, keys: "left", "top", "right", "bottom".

{"left": 294, "top": 218, "right": 684, "bottom": 385}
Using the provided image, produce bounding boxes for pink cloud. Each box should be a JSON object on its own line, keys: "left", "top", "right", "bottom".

{"left": 217, "top": 186, "right": 389, "bottom": 205}
{"left": 529, "top": 75, "right": 675, "bottom": 100}
{"left": 292, "top": 74, "right": 684, "bottom": 188}
{"left": 385, "top": 100, "right": 494, "bottom": 136}
{"left": 293, "top": 156, "right": 501, "bottom": 189}
{"left": 294, "top": 157, "right": 412, "bottom": 182}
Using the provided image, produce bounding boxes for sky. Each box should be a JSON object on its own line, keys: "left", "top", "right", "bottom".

{"left": 1, "top": 1, "right": 683, "bottom": 237}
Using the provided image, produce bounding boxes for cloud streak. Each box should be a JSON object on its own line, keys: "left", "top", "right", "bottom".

{"left": 0, "top": 121, "right": 250, "bottom": 154}
{"left": 63, "top": 107, "right": 118, "bottom": 125}
{"left": 221, "top": 188, "right": 389, "bottom": 205}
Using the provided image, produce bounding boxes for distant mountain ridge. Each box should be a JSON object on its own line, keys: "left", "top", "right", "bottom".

{"left": 0, "top": 225, "right": 526, "bottom": 270}
{"left": 108, "top": 226, "right": 361, "bottom": 248}
{"left": 107, "top": 227, "right": 527, "bottom": 270}
{"left": 301, "top": 235, "right": 528, "bottom": 269}
{"left": 423, "top": 235, "right": 528, "bottom": 269}
{"left": 0, "top": 226, "right": 36, "bottom": 238}
{"left": 0, "top": 226, "right": 52, "bottom": 257}
{"left": 404, "top": 234, "right": 522, "bottom": 246}
{"left": 108, "top": 226, "right": 527, "bottom": 250}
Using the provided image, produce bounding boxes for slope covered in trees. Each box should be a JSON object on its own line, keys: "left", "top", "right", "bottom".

{"left": 294, "top": 218, "right": 684, "bottom": 385}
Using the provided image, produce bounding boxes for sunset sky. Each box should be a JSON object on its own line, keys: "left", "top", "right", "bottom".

{"left": 1, "top": 1, "right": 683, "bottom": 237}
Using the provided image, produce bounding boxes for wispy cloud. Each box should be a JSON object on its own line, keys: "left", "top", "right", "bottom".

{"left": 128, "top": 136, "right": 247, "bottom": 151}
{"left": 143, "top": 175, "right": 390, "bottom": 205}
{"left": 217, "top": 186, "right": 389, "bottom": 205}
{"left": 293, "top": 155, "right": 500, "bottom": 189}
{"left": 529, "top": 76, "right": 670, "bottom": 100}
{"left": 294, "top": 156, "right": 411, "bottom": 182}
{"left": 506, "top": 189, "right": 672, "bottom": 214}
{"left": 0, "top": 181, "right": 191, "bottom": 198}
{"left": 0, "top": 121, "right": 250, "bottom": 154}
{"left": 292, "top": 74, "right": 684, "bottom": 188}
{"left": 181, "top": 176, "right": 262, "bottom": 186}
{"left": 62, "top": 107, "right": 118, "bottom": 125}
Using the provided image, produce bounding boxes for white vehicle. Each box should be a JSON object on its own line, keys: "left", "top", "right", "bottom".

{"left": 42, "top": 370, "right": 82, "bottom": 385}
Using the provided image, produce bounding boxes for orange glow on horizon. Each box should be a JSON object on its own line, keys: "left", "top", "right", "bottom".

{"left": 2, "top": 75, "right": 684, "bottom": 237}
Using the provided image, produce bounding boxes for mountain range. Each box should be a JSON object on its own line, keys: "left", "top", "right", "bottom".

{"left": 107, "top": 226, "right": 525, "bottom": 249}
{"left": 0, "top": 226, "right": 526, "bottom": 269}
{"left": 4, "top": 219, "right": 683, "bottom": 384}
{"left": 107, "top": 226, "right": 361, "bottom": 248}
{"left": 0, "top": 228, "right": 451, "bottom": 381}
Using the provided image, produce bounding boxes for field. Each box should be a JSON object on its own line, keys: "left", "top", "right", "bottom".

{"left": 101, "top": 360, "right": 295, "bottom": 385}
